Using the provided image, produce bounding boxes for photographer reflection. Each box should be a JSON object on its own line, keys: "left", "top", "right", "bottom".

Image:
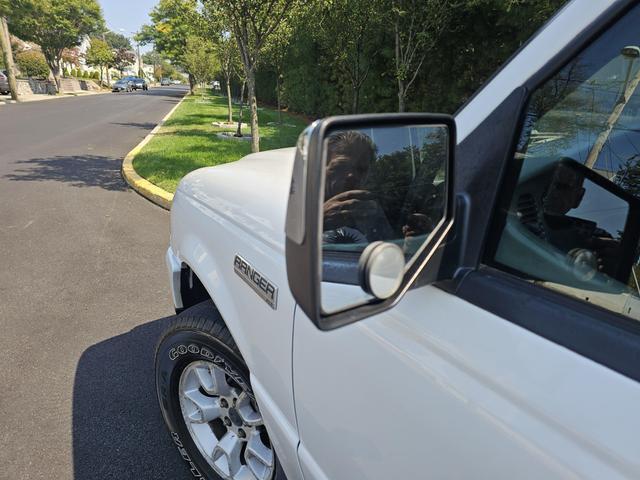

{"left": 540, "top": 162, "right": 621, "bottom": 277}
{"left": 322, "top": 131, "right": 394, "bottom": 245}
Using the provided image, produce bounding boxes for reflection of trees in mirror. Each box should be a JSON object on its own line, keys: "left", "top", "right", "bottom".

{"left": 366, "top": 130, "right": 446, "bottom": 238}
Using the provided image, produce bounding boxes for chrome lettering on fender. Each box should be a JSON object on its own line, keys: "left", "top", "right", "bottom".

{"left": 233, "top": 254, "right": 278, "bottom": 309}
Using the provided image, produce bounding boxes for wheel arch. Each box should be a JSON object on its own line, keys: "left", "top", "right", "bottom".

{"left": 173, "top": 240, "right": 255, "bottom": 370}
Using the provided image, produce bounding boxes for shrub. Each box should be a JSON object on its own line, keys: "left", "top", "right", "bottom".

{"left": 71, "top": 68, "right": 78, "bottom": 77}
{"left": 64, "top": 68, "right": 71, "bottom": 78}
{"left": 82, "top": 70, "right": 89, "bottom": 79}
{"left": 91, "top": 71, "right": 99, "bottom": 80}
{"left": 15, "top": 50, "right": 50, "bottom": 79}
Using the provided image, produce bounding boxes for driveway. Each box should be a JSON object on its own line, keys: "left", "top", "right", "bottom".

{"left": 0, "top": 86, "right": 192, "bottom": 479}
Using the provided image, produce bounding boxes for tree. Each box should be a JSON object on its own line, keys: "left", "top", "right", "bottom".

{"left": 204, "top": 0, "right": 298, "bottom": 153}
{"left": 62, "top": 47, "right": 82, "bottom": 69}
{"left": 16, "top": 50, "right": 49, "bottom": 78}
{"left": 85, "top": 38, "right": 114, "bottom": 86}
{"left": 142, "top": 50, "right": 164, "bottom": 79}
{"left": 215, "top": 32, "right": 241, "bottom": 123}
{"left": 315, "top": 0, "right": 382, "bottom": 114}
{"left": 137, "top": 0, "right": 203, "bottom": 92}
{"left": 104, "top": 31, "right": 132, "bottom": 50}
{"left": 392, "top": 0, "right": 451, "bottom": 112}
{"left": 8, "top": 0, "right": 104, "bottom": 90}
{"left": 0, "top": 15, "right": 18, "bottom": 100}
{"left": 263, "top": 21, "right": 292, "bottom": 123}
{"left": 183, "top": 35, "right": 218, "bottom": 99}
{"left": 113, "top": 48, "right": 135, "bottom": 75}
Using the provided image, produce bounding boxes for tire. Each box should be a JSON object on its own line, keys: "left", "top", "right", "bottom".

{"left": 155, "top": 301, "right": 286, "bottom": 480}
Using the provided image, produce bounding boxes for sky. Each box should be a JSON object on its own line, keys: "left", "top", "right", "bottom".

{"left": 99, "top": 0, "right": 158, "bottom": 53}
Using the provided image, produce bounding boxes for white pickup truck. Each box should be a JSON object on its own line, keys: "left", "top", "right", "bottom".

{"left": 155, "top": 2, "right": 640, "bottom": 479}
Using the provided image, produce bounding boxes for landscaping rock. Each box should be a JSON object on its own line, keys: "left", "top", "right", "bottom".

{"left": 216, "top": 132, "right": 253, "bottom": 141}
{"left": 212, "top": 121, "right": 248, "bottom": 129}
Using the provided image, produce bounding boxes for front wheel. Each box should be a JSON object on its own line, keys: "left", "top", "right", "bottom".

{"left": 155, "top": 301, "right": 284, "bottom": 480}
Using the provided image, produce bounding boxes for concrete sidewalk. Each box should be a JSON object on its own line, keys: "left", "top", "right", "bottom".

{"left": 0, "top": 89, "right": 109, "bottom": 105}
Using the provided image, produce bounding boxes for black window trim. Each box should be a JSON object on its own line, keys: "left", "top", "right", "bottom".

{"left": 448, "top": 0, "right": 640, "bottom": 383}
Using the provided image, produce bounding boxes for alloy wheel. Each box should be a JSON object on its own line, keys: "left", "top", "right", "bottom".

{"left": 178, "top": 361, "right": 275, "bottom": 480}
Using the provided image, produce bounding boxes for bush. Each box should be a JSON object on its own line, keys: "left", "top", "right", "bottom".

{"left": 82, "top": 70, "right": 89, "bottom": 79}
{"left": 91, "top": 71, "right": 99, "bottom": 80}
{"left": 64, "top": 68, "right": 71, "bottom": 78}
{"left": 15, "top": 50, "right": 50, "bottom": 79}
{"left": 71, "top": 68, "right": 78, "bottom": 77}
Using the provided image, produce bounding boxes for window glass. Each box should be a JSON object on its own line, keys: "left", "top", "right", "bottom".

{"left": 321, "top": 124, "right": 448, "bottom": 285}
{"left": 322, "top": 125, "right": 447, "bottom": 255}
{"left": 491, "top": 5, "right": 640, "bottom": 320}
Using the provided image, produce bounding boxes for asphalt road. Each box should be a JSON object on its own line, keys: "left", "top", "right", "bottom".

{"left": 0, "top": 86, "right": 193, "bottom": 479}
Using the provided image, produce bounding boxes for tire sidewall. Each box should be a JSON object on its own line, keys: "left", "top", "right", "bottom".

{"left": 155, "top": 328, "right": 254, "bottom": 480}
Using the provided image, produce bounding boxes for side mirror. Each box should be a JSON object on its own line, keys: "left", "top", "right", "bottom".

{"left": 285, "top": 114, "right": 456, "bottom": 330}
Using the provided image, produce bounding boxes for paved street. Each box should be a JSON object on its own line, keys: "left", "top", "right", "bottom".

{"left": 0, "top": 86, "right": 192, "bottom": 479}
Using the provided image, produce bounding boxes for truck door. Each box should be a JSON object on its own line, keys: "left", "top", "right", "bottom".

{"left": 292, "top": 3, "right": 640, "bottom": 479}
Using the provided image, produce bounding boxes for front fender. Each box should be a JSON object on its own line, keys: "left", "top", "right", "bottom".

{"left": 168, "top": 190, "right": 303, "bottom": 480}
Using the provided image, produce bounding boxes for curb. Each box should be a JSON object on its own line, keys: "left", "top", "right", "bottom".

{"left": 121, "top": 93, "right": 187, "bottom": 210}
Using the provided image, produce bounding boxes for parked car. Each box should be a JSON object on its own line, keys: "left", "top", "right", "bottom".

{"left": 156, "top": 2, "right": 640, "bottom": 480}
{"left": 171, "top": 79, "right": 181, "bottom": 85}
{"left": 0, "top": 71, "right": 10, "bottom": 95}
{"left": 160, "top": 78, "right": 171, "bottom": 86}
{"left": 111, "top": 79, "right": 133, "bottom": 93}
{"left": 133, "top": 77, "right": 148, "bottom": 91}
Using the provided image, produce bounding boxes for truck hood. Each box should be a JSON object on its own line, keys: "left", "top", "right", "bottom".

{"left": 175, "top": 147, "right": 296, "bottom": 252}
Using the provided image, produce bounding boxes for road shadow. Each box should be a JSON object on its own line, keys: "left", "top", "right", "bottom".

{"left": 111, "top": 122, "right": 157, "bottom": 130}
{"left": 72, "top": 316, "right": 191, "bottom": 479}
{"left": 4, "top": 155, "right": 128, "bottom": 191}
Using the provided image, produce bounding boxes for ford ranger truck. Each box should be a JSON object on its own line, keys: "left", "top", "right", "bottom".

{"left": 155, "top": 1, "right": 640, "bottom": 479}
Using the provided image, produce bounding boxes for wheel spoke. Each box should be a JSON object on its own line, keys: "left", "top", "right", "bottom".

{"left": 236, "top": 392, "right": 262, "bottom": 426}
{"left": 245, "top": 430, "right": 274, "bottom": 480}
{"left": 208, "top": 366, "right": 232, "bottom": 396}
{"left": 212, "top": 432, "right": 243, "bottom": 478}
{"left": 195, "top": 366, "right": 216, "bottom": 393}
{"left": 183, "top": 388, "right": 222, "bottom": 423}
{"left": 234, "top": 466, "right": 259, "bottom": 480}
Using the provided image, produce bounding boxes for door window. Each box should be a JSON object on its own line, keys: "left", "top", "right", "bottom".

{"left": 490, "top": 5, "right": 640, "bottom": 321}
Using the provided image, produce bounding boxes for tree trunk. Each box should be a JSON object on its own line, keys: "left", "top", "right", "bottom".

{"left": 246, "top": 70, "right": 260, "bottom": 153}
{"left": 352, "top": 84, "right": 359, "bottom": 114}
{"left": 226, "top": 76, "right": 233, "bottom": 123}
{"left": 236, "top": 79, "right": 246, "bottom": 137}
{"left": 394, "top": 17, "right": 403, "bottom": 113}
{"left": 276, "top": 73, "right": 282, "bottom": 124}
{"left": 397, "top": 79, "right": 406, "bottom": 113}
{"left": 188, "top": 73, "right": 195, "bottom": 95}
{"left": 106, "top": 66, "right": 111, "bottom": 87}
{"left": 46, "top": 57, "right": 62, "bottom": 92}
{"left": 0, "top": 17, "right": 18, "bottom": 101}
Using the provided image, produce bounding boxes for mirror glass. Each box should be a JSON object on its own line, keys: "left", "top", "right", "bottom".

{"left": 321, "top": 123, "right": 449, "bottom": 314}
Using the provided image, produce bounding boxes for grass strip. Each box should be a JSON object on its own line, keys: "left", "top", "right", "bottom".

{"left": 133, "top": 88, "right": 308, "bottom": 193}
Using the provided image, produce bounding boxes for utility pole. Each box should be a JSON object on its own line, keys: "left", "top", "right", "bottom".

{"left": 137, "top": 42, "right": 143, "bottom": 78}
{"left": 0, "top": 16, "right": 18, "bottom": 101}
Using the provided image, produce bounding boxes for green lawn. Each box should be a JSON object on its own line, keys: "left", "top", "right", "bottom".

{"left": 133, "top": 89, "right": 308, "bottom": 193}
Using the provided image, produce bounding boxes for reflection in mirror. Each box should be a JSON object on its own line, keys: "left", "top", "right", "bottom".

{"left": 321, "top": 124, "right": 449, "bottom": 314}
